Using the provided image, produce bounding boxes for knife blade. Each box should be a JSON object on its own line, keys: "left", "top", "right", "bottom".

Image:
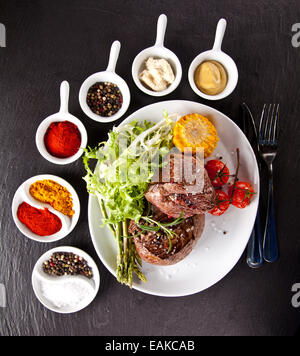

{"left": 242, "top": 103, "right": 263, "bottom": 268}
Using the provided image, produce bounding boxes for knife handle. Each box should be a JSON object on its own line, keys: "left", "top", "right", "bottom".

{"left": 263, "top": 174, "right": 278, "bottom": 262}
{"left": 247, "top": 206, "right": 263, "bottom": 268}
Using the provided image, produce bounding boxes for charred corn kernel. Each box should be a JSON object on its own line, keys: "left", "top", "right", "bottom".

{"left": 173, "top": 113, "right": 219, "bottom": 158}
{"left": 29, "top": 179, "right": 74, "bottom": 217}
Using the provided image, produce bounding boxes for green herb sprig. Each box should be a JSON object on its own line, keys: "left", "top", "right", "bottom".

{"left": 137, "top": 212, "right": 185, "bottom": 254}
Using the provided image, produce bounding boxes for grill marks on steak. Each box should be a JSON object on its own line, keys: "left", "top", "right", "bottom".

{"left": 129, "top": 206, "right": 205, "bottom": 265}
{"left": 145, "top": 153, "right": 215, "bottom": 218}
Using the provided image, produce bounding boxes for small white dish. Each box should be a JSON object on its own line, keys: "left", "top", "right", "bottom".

{"left": 188, "top": 18, "right": 238, "bottom": 100}
{"left": 36, "top": 81, "right": 88, "bottom": 165}
{"left": 32, "top": 246, "right": 100, "bottom": 314}
{"left": 79, "top": 40, "right": 130, "bottom": 123}
{"left": 132, "top": 14, "right": 182, "bottom": 97}
{"left": 11, "top": 174, "right": 80, "bottom": 243}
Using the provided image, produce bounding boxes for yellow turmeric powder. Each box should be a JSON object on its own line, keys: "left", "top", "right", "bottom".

{"left": 29, "top": 179, "right": 74, "bottom": 217}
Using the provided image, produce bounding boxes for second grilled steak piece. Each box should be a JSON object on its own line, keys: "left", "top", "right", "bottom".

{"left": 129, "top": 206, "right": 205, "bottom": 265}
{"left": 145, "top": 153, "right": 215, "bottom": 218}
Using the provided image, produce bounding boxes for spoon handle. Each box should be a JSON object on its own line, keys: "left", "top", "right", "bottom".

{"left": 155, "top": 14, "right": 167, "bottom": 47}
{"left": 59, "top": 80, "right": 69, "bottom": 113}
{"left": 106, "top": 40, "right": 121, "bottom": 73}
{"left": 212, "top": 18, "right": 227, "bottom": 51}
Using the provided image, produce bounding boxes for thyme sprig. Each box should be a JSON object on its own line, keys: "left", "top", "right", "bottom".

{"left": 213, "top": 162, "right": 229, "bottom": 184}
{"left": 137, "top": 212, "right": 185, "bottom": 254}
{"left": 229, "top": 148, "right": 240, "bottom": 203}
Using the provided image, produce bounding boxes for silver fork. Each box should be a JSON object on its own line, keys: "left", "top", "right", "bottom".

{"left": 258, "top": 104, "right": 279, "bottom": 262}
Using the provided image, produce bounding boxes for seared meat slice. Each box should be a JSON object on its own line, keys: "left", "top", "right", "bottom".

{"left": 145, "top": 153, "right": 215, "bottom": 218}
{"left": 129, "top": 206, "right": 205, "bottom": 265}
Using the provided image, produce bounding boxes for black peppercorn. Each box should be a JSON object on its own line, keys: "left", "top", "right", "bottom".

{"left": 87, "top": 82, "right": 123, "bottom": 117}
{"left": 43, "top": 252, "right": 93, "bottom": 279}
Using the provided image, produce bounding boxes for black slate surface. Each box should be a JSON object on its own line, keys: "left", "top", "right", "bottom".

{"left": 1, "top": 0, "right": 300, "bottom": 336}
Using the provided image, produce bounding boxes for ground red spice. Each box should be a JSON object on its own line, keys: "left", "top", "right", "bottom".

{"left": 44, "top": 121, "right": 81, "bottom": 158}
{"left": 17, "top": 202, "right": 62, "bottom": 236}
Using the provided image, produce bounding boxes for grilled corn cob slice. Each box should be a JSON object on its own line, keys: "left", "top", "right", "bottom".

{"left": 173, "top": 113, "right": 219, "bottom": 158}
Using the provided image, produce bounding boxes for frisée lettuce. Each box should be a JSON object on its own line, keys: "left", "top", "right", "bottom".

{"left": 83, "top": 112, "right": 177, "bottom": 287}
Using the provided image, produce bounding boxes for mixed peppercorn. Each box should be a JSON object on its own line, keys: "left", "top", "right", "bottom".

{"left": 43, "top": 252, "right": 93, "bottom": 279}
{"left": 86, "top": 81, "right": 123, "bottom": 117}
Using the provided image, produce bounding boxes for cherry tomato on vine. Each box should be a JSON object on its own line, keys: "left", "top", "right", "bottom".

{"left": 208, "top": 190, "right": 230, "bottom": 216}
{"left": 205, "top": 160, "right": 230, "bottom": 187}
{"left": 228, "top": 181, "right": 255, "bottom": 209}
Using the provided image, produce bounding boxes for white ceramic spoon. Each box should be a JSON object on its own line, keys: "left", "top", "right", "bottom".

{"left": 36, "top": 81, "right": 88, "bottom": 164}
{"left": 188, "top": 18, "right": 238, "bottom": 100}
{"left": 79, "top": 40, "right": 130, "bottom": 123}
{"left": 132, "top": 14, "right": 182, "bottom": 96}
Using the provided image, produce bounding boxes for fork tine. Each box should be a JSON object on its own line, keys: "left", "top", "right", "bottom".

{"left": 259, "top": 104, "right": 267, "bottom": 143}
{"left": 272, "top": 104, "right": 279, "bottom": 144}
{"left": 267, "top": 104, "right": 276, "bottom": 142}
{"left": 263, "top": 104, "right": 272, "bottom": 141}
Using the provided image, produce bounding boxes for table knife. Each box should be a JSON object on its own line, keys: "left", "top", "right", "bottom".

{"left": 242, "top": 103, "right": 263, "bottom": 268}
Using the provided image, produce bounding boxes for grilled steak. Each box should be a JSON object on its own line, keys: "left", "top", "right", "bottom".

{"left": 145, "top": 153, "right": 215, "bottom": 218}
{"left": 129, "top": 205, "right": 205, "bottom": 265}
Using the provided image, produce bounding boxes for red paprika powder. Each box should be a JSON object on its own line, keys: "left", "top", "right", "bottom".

{"left": 44, "top": 121, "right": 81, "bottom": 158}
{"left": 17, "top": 202, "right": 62, "bottom": 236}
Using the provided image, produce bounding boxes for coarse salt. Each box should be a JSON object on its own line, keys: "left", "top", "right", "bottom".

{"left": 40, "top": 280, "right": 93, "bottom": 310}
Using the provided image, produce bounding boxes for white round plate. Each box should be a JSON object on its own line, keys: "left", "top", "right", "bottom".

{"left": 12, "top": 174, "right": 80, "bottom": 243}
{"left": 32, "top": 246, "right": 100, "bottom": 313}
{"left": 88, "top": 100, "right": 259, "bottom": 297}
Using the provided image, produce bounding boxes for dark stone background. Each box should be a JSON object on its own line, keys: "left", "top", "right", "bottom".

{"left": 0, "top": 0, "right": 300, "bottom": 336}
